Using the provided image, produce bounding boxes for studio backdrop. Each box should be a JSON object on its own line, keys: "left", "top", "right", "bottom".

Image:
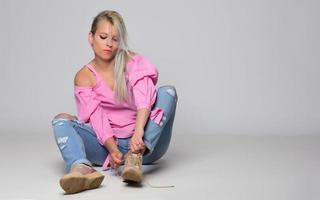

{"left": 0, "top": 0, "right": 319, "bottom": 136}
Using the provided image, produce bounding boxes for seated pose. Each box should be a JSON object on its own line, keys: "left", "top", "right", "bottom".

{"left": 51, "top": 10, "right": 178, "bottom": 194}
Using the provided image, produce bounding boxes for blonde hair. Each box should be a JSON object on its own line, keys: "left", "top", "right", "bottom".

{"left": 90, "top": 10, "right": 133, "bottom": 103}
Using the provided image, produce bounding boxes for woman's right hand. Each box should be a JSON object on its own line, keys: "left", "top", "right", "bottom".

{"left": 109, "top": 150, "right": 124, "bottom": 169}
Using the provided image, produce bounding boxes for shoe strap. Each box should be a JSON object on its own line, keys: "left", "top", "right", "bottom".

{"left": 71, "top": 163, "right": 96, "bottom": 174}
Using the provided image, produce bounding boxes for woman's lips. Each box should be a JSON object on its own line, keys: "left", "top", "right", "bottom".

{"left": 103, "top": 49, "right": 112, "bottom": 54}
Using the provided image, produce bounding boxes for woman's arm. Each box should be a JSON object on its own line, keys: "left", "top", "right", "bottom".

{"left": 75, "top": 68, "right": 120, "bottom": 149}
{"left": 130, "top": 108, "right": 150, "bottom": 153}
{"left": 104, "top": 137, "right": 124, "bottom": 168}
{"left": 127, "top": 55, "right": 158, "bottom": 153}
{"left": 104, "top": 137, "right": 120, "bottom": 153}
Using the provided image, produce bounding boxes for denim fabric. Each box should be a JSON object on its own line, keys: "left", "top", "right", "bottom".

{"left": 51, "top": 85, "right": 178, "bottom": 172}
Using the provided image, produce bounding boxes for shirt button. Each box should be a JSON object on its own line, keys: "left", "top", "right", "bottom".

{"left": 163, "top": 116, "right": 167, "bottom": 121}
{"left": 160, "top": 122, "right": 164, "bottom": 126}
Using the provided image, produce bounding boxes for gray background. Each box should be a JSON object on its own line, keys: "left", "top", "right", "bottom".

{"left": 1, "top": 1, "right": 320, "bottom": 199}
{"left": 0, "top": 0, "right": 319, "bottom": 136}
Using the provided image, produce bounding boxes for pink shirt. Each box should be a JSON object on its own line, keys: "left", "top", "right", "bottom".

{"left": 74, "top": 54, "right": 164, "bottom": 170}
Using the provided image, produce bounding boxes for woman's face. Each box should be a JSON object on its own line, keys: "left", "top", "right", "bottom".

{"left": 89, "top": 20, "right": 120, "bottom": 62}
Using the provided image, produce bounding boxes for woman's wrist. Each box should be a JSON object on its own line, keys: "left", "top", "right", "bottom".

{"left": 134, "top": 128, "right": 144, "bottom": 137}
{"left": 109, "top": 148, "right": 120, "bottom": 154}
{"left": 104, "top": 137, "right": 120, "bottom": 153}
{"left": 134, "top": 108, "right": 150, "bottom": 136}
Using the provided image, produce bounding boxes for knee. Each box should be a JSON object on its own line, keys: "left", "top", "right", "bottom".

{"left": 51, "top": 113, "right": 76, "bottom": 136}
{"left": 158, "top": 85, "right": 178, "bottom": 100}
{"left": 51, "top": 113, "right": 78, "bottom": 126}
{"left": 53, "top": 113, "right": 77, "bottom": 121}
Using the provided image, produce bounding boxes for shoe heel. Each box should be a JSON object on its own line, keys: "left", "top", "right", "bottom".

{"left": 85, "top": 172, "right": 105, "bottom": 189}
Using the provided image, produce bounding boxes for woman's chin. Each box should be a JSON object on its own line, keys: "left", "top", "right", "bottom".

{"left": 99, "top": 54, "right": 116, "bottom": 62}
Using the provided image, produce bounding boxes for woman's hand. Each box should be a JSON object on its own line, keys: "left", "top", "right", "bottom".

{"left": 130, "top": 129, "right": 145, "bottom": 153}
{"left": 109, "top": 150, "right": 124, "bottom": 169}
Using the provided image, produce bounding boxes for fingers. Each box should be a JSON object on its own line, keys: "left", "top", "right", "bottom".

{"left": 111, "top": 161, "right": 120, "bottom": 169}
{"left": 110, "top": 160, "right": 116, "bottom": 169}
{"left": 130, "top": 137, "right": 145, "bottom": 153}
{"left": 114, "top": 154, "right": 124, "bottom": 165}
{"left": 110, "top": 152, "right": 124, "bottom": 169}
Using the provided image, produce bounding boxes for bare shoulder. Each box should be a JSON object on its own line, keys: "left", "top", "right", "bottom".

{"left": 74, "top": 66, "right": 96, "bottom": 87}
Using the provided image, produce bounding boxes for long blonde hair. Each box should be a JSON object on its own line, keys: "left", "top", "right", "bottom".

{"left": 90, "top": 10, "right": 133, "bottom": 103}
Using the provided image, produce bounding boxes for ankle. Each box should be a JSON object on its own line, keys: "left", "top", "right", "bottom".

{"left": 70, "top": 163, "right": 95, "bottom": 175}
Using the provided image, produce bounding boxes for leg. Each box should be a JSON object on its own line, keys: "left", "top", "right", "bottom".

{"left": 142, "top": 85, "right": 178, "bottom": 164}
{"left": 72, "top": 120, "right": 109, "bottom": 166}
{"left": 51, "top": 113, "right": 106, "bottom": 194}
{"left": 143, "top": 108, "right": 176, "bottom": 163}
{"left": 121, "top": 85, "right": 178, "bottom": 183}
{"left": 52, "top": 114, "right": 91, "bottom": 171}
{"left": 51, "top": 113, "right": 108, "bottom": 171}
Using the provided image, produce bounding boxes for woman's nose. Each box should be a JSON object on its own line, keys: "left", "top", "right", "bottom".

{"left": 106, "top": 38, "right": 113, "bottom": 47}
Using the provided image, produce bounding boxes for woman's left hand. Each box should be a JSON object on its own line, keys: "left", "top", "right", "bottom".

{"left": 130, "top": 129, "right": 145, "bottom": 153}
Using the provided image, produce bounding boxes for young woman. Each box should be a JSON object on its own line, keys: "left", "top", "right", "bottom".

{"left": 51, "top": 10, "right": 178, "bottom": 194}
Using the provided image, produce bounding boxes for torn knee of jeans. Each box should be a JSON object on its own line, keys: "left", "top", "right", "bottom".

{"left": 57, "top": 136, "right": 68, "bottom": 150}
{"left": 51, "top": 118, "right": 71, "bottom": 126}
{"left": 166, "top": 88, "right": 176, "bottom": 97}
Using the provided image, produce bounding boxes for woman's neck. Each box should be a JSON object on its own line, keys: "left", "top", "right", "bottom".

{"left": 92, "top": 57, "right": 115, "bottom": 72}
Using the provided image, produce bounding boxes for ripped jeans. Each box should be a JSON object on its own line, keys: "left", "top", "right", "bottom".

{"left": 51, "top": 85, "right": 178, "bottom": 172}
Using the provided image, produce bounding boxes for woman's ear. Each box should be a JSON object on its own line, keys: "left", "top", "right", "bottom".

{"left": 88, "top": 32, "right": 93, "bottom": 46}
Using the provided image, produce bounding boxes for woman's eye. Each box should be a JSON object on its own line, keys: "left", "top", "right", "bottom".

{"left": 100, "top": 36, "right": 107, "bottom": 39}
{"left": 113, "top": 38, "right": 118, "bottom": 42}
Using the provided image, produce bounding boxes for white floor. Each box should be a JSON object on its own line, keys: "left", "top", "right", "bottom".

{"left": 0, "top": 131, "right": 319, "bottom": 200}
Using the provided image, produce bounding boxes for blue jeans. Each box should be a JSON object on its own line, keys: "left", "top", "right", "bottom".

{"left": 51, "top": 85, "right": 178, "bottom": 172}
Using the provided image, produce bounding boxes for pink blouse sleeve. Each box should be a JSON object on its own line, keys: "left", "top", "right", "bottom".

{"left": 127, "top": 56, "right": 158, "bottom": 110}
{"left": 74, "top": 86, "right": 100, "bottom": 123}
{"left": 74, "top": 86, "right": 115, "bottom": 145}
{"left": 132, "top": 77, "right": 157, "bottom": 110}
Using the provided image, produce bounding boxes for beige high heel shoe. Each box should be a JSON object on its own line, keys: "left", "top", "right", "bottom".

{"left": 59, "top": 163, "right": 104, "bottom": 194}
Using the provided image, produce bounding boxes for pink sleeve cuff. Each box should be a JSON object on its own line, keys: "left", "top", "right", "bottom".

{"left": 150, "top": 107, "right": 164, "bottom": 125}
{"left": 98, "top": 134, "right": 115, "bottom": 147}
{"left": 102, "top": 154, "right": 111, "bottom": 170}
